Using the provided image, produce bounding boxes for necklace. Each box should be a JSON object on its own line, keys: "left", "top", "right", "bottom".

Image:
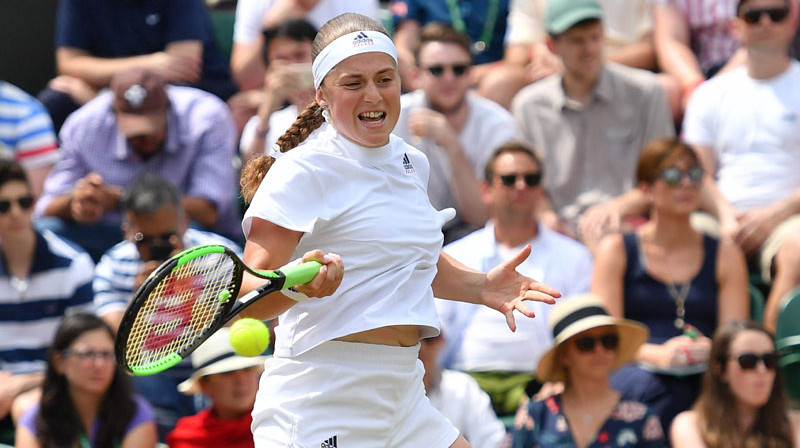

{"left": 666, "top": 281, "right": 690, "bottom": 330}
{"left": 444, "top": 0, "right": 500, "bottom": 54}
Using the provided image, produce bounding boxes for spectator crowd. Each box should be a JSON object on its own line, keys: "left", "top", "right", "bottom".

{"left": 1, "top": 0, "right": 800, "bottom": 446}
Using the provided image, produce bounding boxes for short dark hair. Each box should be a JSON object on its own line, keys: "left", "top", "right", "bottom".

{"left": 261, "top": 19, "right": 318, "bottom": 65}
{"left": 120, "top": 174, "right": 182, "bottom": 215}
{"left": 484, "top": 141, "right": 543, "bottom": 181}
{"left": 737, "top": 0, "right": 789, "bottom": 14}
{"left": 0, "top": 159, "right": 30, "bottom": 190}
{"left": 414, "top": 22, "right": 474, "bottom": 64}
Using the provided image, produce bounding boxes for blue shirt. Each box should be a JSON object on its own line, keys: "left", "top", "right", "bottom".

{"left": 55, "top": 0, "right": 232, "bottom": 87}
{"left": 0, "top": 81, "right": 60, "bottom": 169}
{"left": 392, "top": 0, "right": 510, "bottom": 64}
{"left": 0, "top": 231, "right": 95, "bottom": 374}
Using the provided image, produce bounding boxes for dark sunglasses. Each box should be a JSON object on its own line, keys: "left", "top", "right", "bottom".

{"left": 498, "top": 172, "right": 542, "bottom": 188}
{"left": 133, "top": 231, "right": 177, "bottom": 246}
{"left": 0, "top": 195, "right": 34, "bottom": 213}
{"left": 741, "top": 7, "right": 790, "bottom": 24}
{"left": 731, "top": 352, "right": 779, "bottom": 370}
{"left": 573, "top": 333, "right": 619, "bottom": 353}
{"left": 424, "top": 64, "right": 469, "bottom": 77}
{"left": 659, "top": 166, "right": 704, "bottom": 187}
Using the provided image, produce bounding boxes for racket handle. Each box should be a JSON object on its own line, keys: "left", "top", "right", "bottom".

{"left": 280, "top": 260, "right": 323, "bottom": 289}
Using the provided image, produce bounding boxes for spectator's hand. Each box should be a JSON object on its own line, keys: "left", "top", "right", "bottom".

{"left": 685, "top": 336, "right": 711, "bottom": 365}
{"left": 533, "top": 381, "right": 564, "bottom": 401}
{"left": 659, "top": 335, "right": 696, "bottom": 368}
{"left": 526, "top": 48, "right": 563, "bottom": 84}
{"left": 263, "top": 62, "right": 307, "bottom": 108}
{"left": 0, "top": 371, "right": 15, "bottom": 419}
{"left": 734, "top": 203, "right": 788, "bottom": 256}
{"left": 48, "top": 75, "right": 98, "bottom": 105}
{"left": 70, "top": 173, "right": 117, "bottom": 224}
{"left": 539, "top": 210, "right": 576, "bottom": 239}
{"left": 407, "top": 108, "right": 457, "bottom": 149}
{"left": 578, "top": 202, "right": 621, "bottom": 252}
{"left": 148, "top": 51, "right": 202, "bottom": 84}
{"left": 481, "top": 245, "right": 560, "bottom": 331}
{"left": 293, "top": 250, "right": 344, "bottom": 299}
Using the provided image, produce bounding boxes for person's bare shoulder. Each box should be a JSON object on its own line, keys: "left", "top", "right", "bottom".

{"left": 670, "top": 410, "right": 707, "bottom": 448}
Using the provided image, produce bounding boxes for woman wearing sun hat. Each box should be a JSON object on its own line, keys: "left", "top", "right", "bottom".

{"left": 512, "top": 294, "right": 667, "bottom": 448}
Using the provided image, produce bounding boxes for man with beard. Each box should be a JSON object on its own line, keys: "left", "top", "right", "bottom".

{"left": 34, "top": 68, "right": 239, "bottom": 260}
{"left": 394, "top": 23, "right": 517, "bottom": 242}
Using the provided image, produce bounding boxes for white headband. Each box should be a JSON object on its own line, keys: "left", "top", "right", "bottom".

{"left": 312, "top": 30, "right": 398, "bottom": 89}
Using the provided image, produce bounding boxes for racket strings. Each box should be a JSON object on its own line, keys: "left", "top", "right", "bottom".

{"left": 125, "top": 253, "right": 237, "bottom": 368}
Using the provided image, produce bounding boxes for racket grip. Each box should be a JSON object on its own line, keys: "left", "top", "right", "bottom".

{"left": 281, "top": 260, "right": 323, "bottom": 289}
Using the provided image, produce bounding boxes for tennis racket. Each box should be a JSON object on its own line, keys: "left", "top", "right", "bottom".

{"left": 115, "top": 244, "right": 321, "bottom": 376}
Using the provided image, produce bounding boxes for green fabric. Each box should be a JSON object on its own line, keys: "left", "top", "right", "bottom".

{"left": 209, "top": 9, "right": 235, "bottom": 62}
{"left": 468, "top": 371, "right": 535, "bottom": 416}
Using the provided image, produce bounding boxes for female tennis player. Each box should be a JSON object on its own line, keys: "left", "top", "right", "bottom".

{"left": 238, "top": 13, "right": 560, "bottom": 447}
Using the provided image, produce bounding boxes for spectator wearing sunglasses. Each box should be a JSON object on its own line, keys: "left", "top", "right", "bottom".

{"left": 393, "top": 23, "right": 517, "bottom": 243}
{"left": 592, "top": 138, "right": 749, "bottom": 436}
{"left": 92, "top": 174, "right": 241, "bottom": 440}
{"left": 682, "top": 0, "right": 800, "bottom": 336}
{"left": 512, "top": 0, "right": 674, "bottom": 253}
{"left": 512, "top": 293, "right": 667, "bottom": 448}
{"left": 0, "top": 159, "right": 94, "bottom": 444}
{"left": 671, "top": 320, "right": 800, "bottom": 447}
{"left": 437, "top": 142, "right": 593, "bottom": 417}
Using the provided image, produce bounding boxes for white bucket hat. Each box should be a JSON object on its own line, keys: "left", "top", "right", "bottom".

{"left": 177, "top": 327, "right": 267, "bottom": 395}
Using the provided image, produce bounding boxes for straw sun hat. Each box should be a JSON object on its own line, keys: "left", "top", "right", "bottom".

{"left": 536, "top": 294, "right": 649, "bottom": 383}
{"left": 177, "top": 327, "right": 267, "bottom": 395}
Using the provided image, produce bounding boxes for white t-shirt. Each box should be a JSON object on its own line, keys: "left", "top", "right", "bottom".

{"left": 437, "top": 222, "right": 593, "bottom": 372}
{"left": 393, "top": 90, "right": 517, "bottom": 214}
{"left": 428, "top": 369, "right": 507, "bottom": 448}
{"left": 243, "top": 125, "right": 454, "bottom": 357}
{"left": 683, "top": 62, "right": 800, "bottom": 211}
{"left": 234, "top": 0, "right": 381, "bottom": 44}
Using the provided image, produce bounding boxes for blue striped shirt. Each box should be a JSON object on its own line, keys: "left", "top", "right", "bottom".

{"left": 0, "top": 231, "right": 95, "bottom": 374}
{"left": 0, "top": 81, "right": 59, "bottom": 169}
{"left": 93, "top": 228, "right": 242, "bottom": 317}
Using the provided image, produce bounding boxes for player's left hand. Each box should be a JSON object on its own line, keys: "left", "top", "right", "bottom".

{"left": 481, "top": 245, "right": 560, "bottom": 331}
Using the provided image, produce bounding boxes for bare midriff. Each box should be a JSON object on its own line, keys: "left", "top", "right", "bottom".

{"left": 334, "top": 325, "right": 420, "bottom": 346}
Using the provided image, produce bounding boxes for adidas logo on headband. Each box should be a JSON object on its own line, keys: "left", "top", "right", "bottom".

{"left": 352, "top": 31, "right": 374, "bottom": 47}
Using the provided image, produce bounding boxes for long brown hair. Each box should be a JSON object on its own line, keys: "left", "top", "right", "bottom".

{"left": 694, "top": 320, "right": 794, "bottom": 448}
{"left": 240, "top": 13, "right": 392, "bottom": 202}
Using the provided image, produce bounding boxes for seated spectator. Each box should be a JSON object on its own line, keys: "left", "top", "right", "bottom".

{"left": 0, "top": 159, "right": 94, "bottom": 443}
{"left": 239, "top": 19, "right": 317, "bottom": 165}
{"left": 393, "top": 23, "right": 517, "bottom": 241}
{"left": 512, "top": 294, "right": 666, "bottom": 448}
{"left": 592, "top": 139, "right": 749, "bottom": 434}
{"left": 39, "top": 0, "right": 235, "bottom": 132}
{"left": 671, "top": 320, "right": 800, "bottom": 447}
{"left": 0, "top": 81, "right": 59, "bottom": 198}
{"left": 231, "top": 0, "right": 379, "bottom": 91}
{"left": 682, "top": 0, "right": 800, "bottom": 334}
{"left": 512, "top": 0, "right": 674, "bottom": 251}
{"left": 438, "top": 142, "right": 593, "bottom": 416}
{"left": 419, "top": 333, "right": 506, "bottom": 448}
{"left": 35, "top": 68, "right": 239, "bottom": 261}
{"left": 15, "top": 313, "right": 158, "bottom": 448}
{"left": 166, "top": 327, "right": 265, "bottom": 448}
{"left": 390, "top": 0, "right": 511, "bottom": 91}
{"left": 93, "top": 174, "right": 242, "bottom": 438}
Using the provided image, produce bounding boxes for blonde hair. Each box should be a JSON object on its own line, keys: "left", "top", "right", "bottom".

{"left": 240, "top": 13, "right": 391, "bottom": 203}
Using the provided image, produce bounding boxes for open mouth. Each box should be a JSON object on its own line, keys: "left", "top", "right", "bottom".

{"left": 358, "top": 111, "right": 386, "bottom": 124}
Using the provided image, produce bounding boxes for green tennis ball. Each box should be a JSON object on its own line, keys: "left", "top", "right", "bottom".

{"left": 229, "top": 318, "right": 270, "bottom": 357}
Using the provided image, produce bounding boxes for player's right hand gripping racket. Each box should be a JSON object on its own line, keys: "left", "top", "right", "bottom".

{"left": 115, "top": 244, "right": 321, "bottom": 376}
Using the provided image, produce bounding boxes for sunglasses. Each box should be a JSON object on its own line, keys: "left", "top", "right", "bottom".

{"left": 424, "top": 64, "right": 469, "bottom": 77}
{"left": 731, "top": 352, "right": 779, "bottom": 370}
{"left": 61, "top": 349, "right": 115, "bottom": 363}
{"left": 573, "top": 333, "right": 619, "bottom": 353}
{"left": 0, "top": 195, "right": 34, "bottom": 213}
{"left": 740, "top": 7, "right": 790, "bottom": 24}
{"left": 659, "top": 166, "right": 704, "bottom": 187}
{"left": 498, "top": 172, "right": 542, "bottom": 188}
{"left": 133, "top": 231, "right": 177, "bottom": 246}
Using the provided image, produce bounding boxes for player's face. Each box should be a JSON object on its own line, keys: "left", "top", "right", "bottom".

{"left": 0, "top": 180, "right": 34, "bottom": 237}
{"left": 417, "top": 42, "right": 472, "bottom": 113}
{"left": 550, "top": 20, "right": 604, "bottom": 82}
{"left": 317, "top": 52, "right": 401, "bottom": 148}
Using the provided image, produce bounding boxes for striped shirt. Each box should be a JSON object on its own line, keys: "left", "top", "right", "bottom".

{"left": 93, "top": 228, "right": 242, "bottom": 317}
{"left": 0, "top": 81, "right": 59, "bottom": 169}
{"left": 654, "top": 0, "right": 740, "bottom": 74}
{"left": 0, "top": 231, "right": 95, "bottom": 374}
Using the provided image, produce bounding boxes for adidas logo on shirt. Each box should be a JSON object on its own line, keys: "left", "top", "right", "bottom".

{"left": 402, "top": 153, "right": 415, "bottom": 173}
{"left": 352, "top": 31, "right": 374, "bottom": 47}
{"left": 321, "top": 435, "right": 338, "bottom": 447}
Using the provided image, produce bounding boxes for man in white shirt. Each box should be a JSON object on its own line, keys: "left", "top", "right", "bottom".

{"left": 393, "top": 23, "right": 517, "bottom": 242}
{"left": 437, "top": 142, "right": 593, "bottom": 416}
{"left": 682, "top": 0, "right": 800, "bottom": 333}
